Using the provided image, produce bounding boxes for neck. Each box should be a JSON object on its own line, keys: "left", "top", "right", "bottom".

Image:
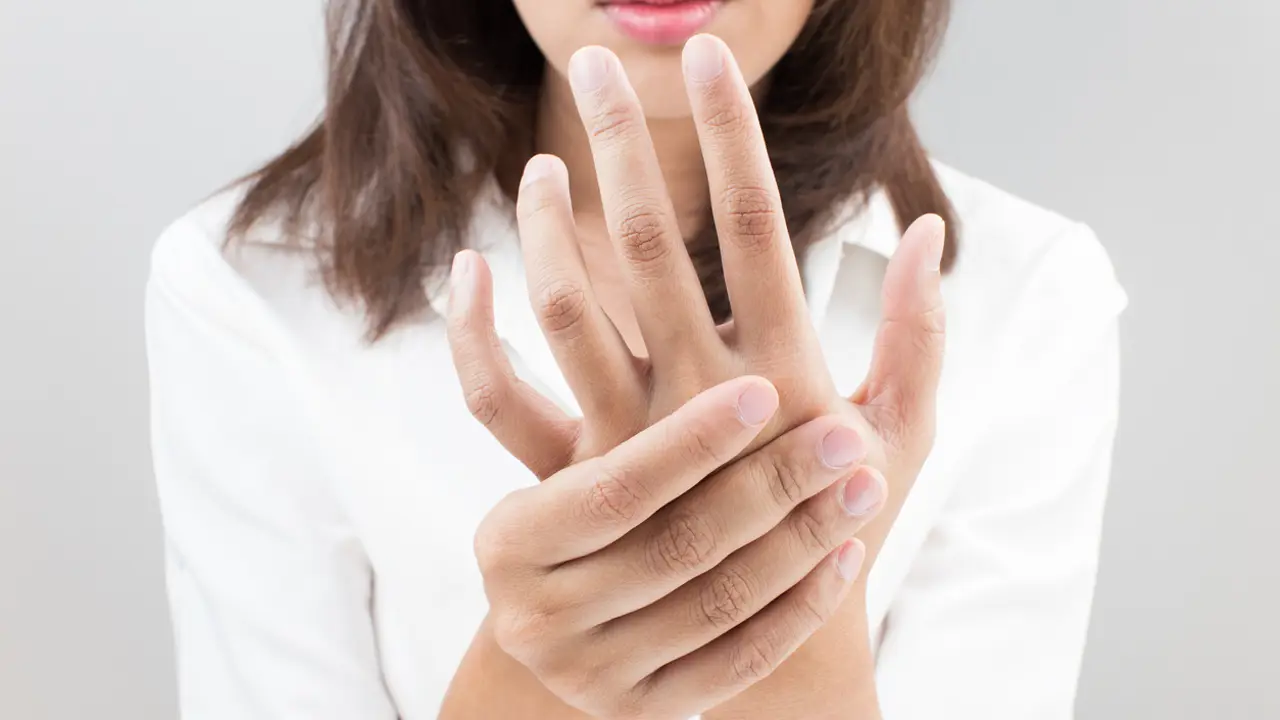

{"left": 535, "top": 66, "right": 710, "bottom": 240}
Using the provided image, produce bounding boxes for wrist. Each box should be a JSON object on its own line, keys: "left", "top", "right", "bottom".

{"left": 703, "top": 591, "right": 880, "bottom": 720}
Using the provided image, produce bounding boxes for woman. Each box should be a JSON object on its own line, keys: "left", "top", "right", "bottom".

{"left": 146, "top": 0, "right": 1127, "bottom": 718}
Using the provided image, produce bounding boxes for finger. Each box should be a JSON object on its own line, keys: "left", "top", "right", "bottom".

{"left": 605, "top": 467, "right": 885, "bottom": 671}
{"left": 852, "top": 214, "right": 947, "bottom": 451}
{"left": 556, "top": 415, "right": 867, "bottom": 623}
{"left": 517, "top": 154, "right": 645, "bottom": 425}
{"left": 682, "top": 34, "right": 811, "bottom": 348}
{"left": 640, "top": 540, "right": 866, "bottom": 717}
{"left": 567, "top": 45, "right": 719, "bottom": 367}
{"left": 446, "top": 250, "right": 579, "bottom": 479}
{"left": 525, "top": 375, "right": 780, "bottom": 563}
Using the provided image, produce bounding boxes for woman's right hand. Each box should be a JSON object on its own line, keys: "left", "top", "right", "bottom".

{"left": 474, "top": 374, "right": 885, "bottom": 720}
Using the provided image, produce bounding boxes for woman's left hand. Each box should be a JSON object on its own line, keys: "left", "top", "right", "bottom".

{"left": 448, "top": 35, "right": 947, "bottom": 716}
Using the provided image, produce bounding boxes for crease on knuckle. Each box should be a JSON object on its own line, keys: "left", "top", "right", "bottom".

{"left": 789, "top": 505, "right": 834, "bottom": 554}
{"left": 795, "top": 580, "right": 837, "bottom": 627}
{"left": 698, "top": 566, "right": 756, "bottom": 630}
{"left": 615, "top": 204, "right": 673, "bottom": 271}
{"left": 648, "top": 512, "right": 718, "bottom": 575}
{"left": 582, "top": 466, "right": 646, "bottom": 527}
{"left": 729, "top": 634, "right": 780, "bottom": 685}
{"left": 588, "top": 105, "right": 640, "bottom": 143}
{"left": 701, "top": 103, "right": 748, "bottom": 136}
{"left": 676, "top": 419, "right": 724, "bottom": 467}
{"left": 464, "top": 380, "right": 503, "bottom": 427}
{"left": 537, "top": 281, "right": 589, "bottom": 339}
{"left": 755, "top": 452, "right": 807, "bottom": 508}
{"left": 518, "top": 188, "right": 561, "bottom": 221}
{"left": 720, "top": 185, "right": 780, "bottom": 254}
{"left": 918, "top": 303, "right": 948, "bottom": 338}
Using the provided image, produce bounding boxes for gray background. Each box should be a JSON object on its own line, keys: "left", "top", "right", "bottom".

{"left": 1, "top": 0, "right": 1275, "bottom": 717}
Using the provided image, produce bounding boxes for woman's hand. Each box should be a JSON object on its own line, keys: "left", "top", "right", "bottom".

{"left": 450, "top": 34, "right": 945, "bottom": 572}
{"left": 446, "top": 35, "right": 945, "bottom": 718}
{"left": 457, "top": 374, "right": 884, "bottom": 719}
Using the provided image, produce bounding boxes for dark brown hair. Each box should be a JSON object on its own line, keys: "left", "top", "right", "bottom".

{"left": 231, "top": 0, "right": 958, "bottom": 338}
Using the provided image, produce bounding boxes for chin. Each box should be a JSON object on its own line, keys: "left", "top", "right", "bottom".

{"left": 614, "top": 48, "right": 698, "bottom": 119}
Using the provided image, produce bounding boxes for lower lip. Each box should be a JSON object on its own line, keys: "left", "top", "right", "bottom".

{"left": 603, "top": 1, "right": 723, "bottom": 45}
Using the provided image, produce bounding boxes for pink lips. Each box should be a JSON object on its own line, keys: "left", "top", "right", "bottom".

{"left": 601, "top": 0, "right": 724, "bottom": 45}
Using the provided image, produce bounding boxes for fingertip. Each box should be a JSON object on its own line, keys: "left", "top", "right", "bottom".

{"left": 682, "top": 33, "right": 726, "bottom": 83}
{"left": 449, "top": 250, "right": 476, "bottom": 312}
{"left": 568, "top": 45, "right": 615, "bottom": 94}
{"left": 449, "top": 249, "right": 493, "bottom": 322}
{"left": 908, "top": 214, "right": 946, "bottom": 273}
{"left": 520, "top": 153, "right": 569, "bottom": 192}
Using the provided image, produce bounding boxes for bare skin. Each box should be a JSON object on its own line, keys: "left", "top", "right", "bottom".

{"left": 441, "top": 37, "right": 946, "bottom": 720}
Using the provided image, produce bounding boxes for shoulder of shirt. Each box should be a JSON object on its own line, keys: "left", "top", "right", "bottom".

{"left": 920, "top": 159, "right": 1128, "bottom": 326}
{"left": 146, "top": 183, "right": 353, "bottom": 356}
{"left": 910, "top": 161, "right": 1129, "bottom": 418}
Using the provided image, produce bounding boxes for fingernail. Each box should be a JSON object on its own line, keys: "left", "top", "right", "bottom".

{"left": 569, "top": 46, "right": 612, "bottom": 93}
{"left": 521, "top": 154, "right": 564, "bottom": 190}
{"left": 683, "top": 34, "right": 724, "bottom": 83}
{"left": 836, "top": 540, "right": 866, "bottom": 581}
{"left": 736, "top": 383, "right": 778, "bottom": 426}
{"left": 840, "top": 468, "right": 885, "bottom": 517}
{"left": 819, "top": 425, "right": 863, "bottom": 469}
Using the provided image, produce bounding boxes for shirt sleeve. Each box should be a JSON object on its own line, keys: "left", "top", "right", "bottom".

{"left": 874, "top": 224, "right": 1127, "bottom": 719}
{"left": 145, "top": 218, "right": 399, "bottom": 720}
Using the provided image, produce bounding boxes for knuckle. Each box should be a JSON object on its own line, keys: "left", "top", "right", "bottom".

{"left": 473, "top": 497, "right": 524, "bottom": 573}
{"left": 492, "top": 606, "right": 554, "bottom": 665}
{"left": 720, "top": 185, "right": 780, "bottom": 253}
{"left": 918, "top": 303, "right": 948, "bottom": 339}
{"left": 588, "top": 105, "right": 642, "bottom": 143}
{"left": 472, "top": 525, "right": 505, "bottom": 573}
{"left": 537, "top": 281, "right": 589, "bottom": 338}
{"left": 615, "top": 203, "right": 673, "bottom": 271}
{"left": 595, "top": 691, "right": 646, "bottom": 720}
{"left": 870, "top": 395, "right": 931, "bottom": 454}
{"left": 581, "top": 466, "right": 647, "bottom": 527}
{"left": 701, "top": 103, "right": 749, "bottom": 136}
{"left": 647, "top": 512, "right": 718, "bottom": 576}
{"left": 728, "top": 634, "right": 780, "bottom": 685}
{"left": 789, "top": 505, "right": 835, "bottom": 555}
{"left": 464, "top": 380, "right": 503, "bottom": 427}
{"left": 518, "top": 185, "right": 561, "bottom": 220}
{"left": 752, "top": 452, "right": 807, "bottom": 509}
{"left": 697, "top": 565, "right": 757, "bottom": 629}
{"left": 612, "top": 681, "right": 655, "bottom": 720}
{"left": 794, "top": 580, "right": 839, "bottom": 627}
{"left": 675, "top": 419, "right": 725, "bottom": 466}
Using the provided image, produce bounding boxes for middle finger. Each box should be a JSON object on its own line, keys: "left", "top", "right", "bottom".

{"left": 567, "top": 45, "right": 719, "bottom": 368}
{"left": 683, "top": 34, "right": 812, "bottom": 349}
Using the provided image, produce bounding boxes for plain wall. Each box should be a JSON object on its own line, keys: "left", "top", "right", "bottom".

{"left": 2, "top": 1, "right": 1276, "bottom": 718}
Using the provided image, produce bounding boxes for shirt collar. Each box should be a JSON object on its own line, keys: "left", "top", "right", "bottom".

{"left": 428, "top": 183, "right": 899, "bottom": 411}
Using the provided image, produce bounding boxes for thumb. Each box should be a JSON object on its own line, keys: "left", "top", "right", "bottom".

{"left": 851, "top": 214, "right": 947, "bottom": 450}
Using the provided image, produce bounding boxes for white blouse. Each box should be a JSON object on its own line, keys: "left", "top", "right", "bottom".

{"left": 146, "top": 161, "right": 1127, "bottom": 719}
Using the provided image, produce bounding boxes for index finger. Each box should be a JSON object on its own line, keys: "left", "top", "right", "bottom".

{"left": 682, "top": 34, "right": 811, "bottom": 347}
{"left": 529, "top": 375, "right": 780, "bottom": 564}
